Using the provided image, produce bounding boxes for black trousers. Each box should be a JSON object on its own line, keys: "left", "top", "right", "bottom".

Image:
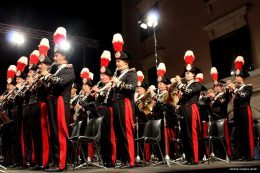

{"left": 180, "top": 103, "right": 200, "bottom": 163}
{"left": 112, "top": 98, "right": 135, "bottom": 166}
{"left": 30, "top": 102, "right": 50, "bottom": 167}
{"left": 21, "top": 104, "right": 33, "bottom": 164}
{"left": 46, "top": 96, "right": 69, "bottom": 170}
{"left": 234, "top": 105, "right": 254, "bottom": 159}
{"left": 98, "top": 106, "right": 116, "bottom": 165}
{"left": 12, "top": 106, "right": 23, "bottom": 165}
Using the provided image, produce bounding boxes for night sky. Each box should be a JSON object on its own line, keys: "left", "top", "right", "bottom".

{"left": 0, "top": 0, "right": 122, "bottom": 93}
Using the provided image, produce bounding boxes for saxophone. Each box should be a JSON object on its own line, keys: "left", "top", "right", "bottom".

{"left": 138, "top": 86, "right": 157, "bottom": 116}
{"left": 164, "top": 80, "right": 179, "bottom": 107}
{"left": 73, "top": 90, "right": 84, "bottom": 122}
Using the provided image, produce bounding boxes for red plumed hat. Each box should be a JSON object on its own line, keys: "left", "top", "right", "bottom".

{"left": 38, "top": 38, "right": 50, "bottom": 57}
{"left": 184, "top": 50, "right": 195, "bottom": 70}
{"left": 234, "top": 56, "right": 244, "bottom": 71}
{"left": 16, "top": 56, "right": 28, "bottom": 76}
{"left": 112, "top": 33, "right": 124, "bottom": 52}
{"left": 29, "top": 50, "right": 40, "bottom": 65}
{"left": 53, "top": 27, "right": 66, "bottom": 45}
{"left": 234, "top": 56, "right": 249, "bottom": 78}
{"left": 195, "top": 73, "right": 204, "bottom": 83}
{"left": 210, "top": 67, "right": 218, "bottom": 81}
{"left": 157, "top": 63, "right": 166, "bottom": 82}
{"left": 137, "top": 71, "right": 144, "bottom": 87}
{"left": 80, "top": 68, "right": 89, "bottom": 81}
{"left": 7, "top": 65, "right": 17, "bottom": 84}
{"left": 100, "top": 50, "right": 111, "bottom": 73}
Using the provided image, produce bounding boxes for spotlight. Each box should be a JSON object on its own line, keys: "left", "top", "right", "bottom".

{"left": 59, "top": 40, "right": 71, "bottom": 51}
{"left": 147, "top": 11, "right": 159, "bottom": 28}
{"left": 140, "top": 23, "right": 148, "bottom": 29}
{"left": 8, "top": 31, "right": 25, "bottom": 45}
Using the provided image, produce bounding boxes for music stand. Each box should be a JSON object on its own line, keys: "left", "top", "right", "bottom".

{"left": 135, "top": 115, "right": 142, "bottom": 166}
{"left": 153, "top": 104, "right": 183, "bottom": 167}
{"left": 170, "top": 112, "right": 186, "bottom": 163}
{"left": 203, "top": 113, "right": 230, "bottom": 164}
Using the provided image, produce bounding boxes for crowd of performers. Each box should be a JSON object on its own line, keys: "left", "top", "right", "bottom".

{"left": 0, "top": 27, "right": 256, "bottom": 172}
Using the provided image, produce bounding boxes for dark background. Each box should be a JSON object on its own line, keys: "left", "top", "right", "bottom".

{"left": 0, "top": 0, "right": 122, "bottom": 93}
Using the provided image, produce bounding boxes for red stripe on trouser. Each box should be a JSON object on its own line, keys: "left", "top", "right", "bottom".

{"left": 31, "top": 134, "right": 35, "bottom": 163}
{"left": 41, "top": 102, "right": 49, "bottom": 167}
{"left": 247, "top": 106, "right": 254, "bottom": 159}
{"left": 109, "top": 107, "right": 117, "bottom": 164}
{"left": 145, "top": 144, "right": 151, "bottom": 161}
{"left": 167, "top": 127, "right": 175, "bottom": 140}
{"left": 164, "top": 125, "right": 169, "bottom": 156}
{"left": 124, "top": 98, "right": 135, "bottom": 166}
{"left": 191, "top": 104, "right": 200, "bottom": 163}
{"left": 21, "top": 124, "right": 25, "bottom": 160}
{"left": 57, "top": 96, "right": 68, "bottom": 170}
{"left": 165, "top": 127, "right": 174, "bottom": 156}
{"left": 202, "top": 121, "right": 208, "bottom": 138}
{"left": 202, "top": 121, "right": 209, "bottom": 155}
{"left": 224, "top": 119, "right": 232, "bottom": 157}
{"left": 88, "top": 143, "right": 94, "bottom": 160}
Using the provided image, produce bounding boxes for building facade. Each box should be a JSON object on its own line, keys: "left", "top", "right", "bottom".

{"left": 122, "top": 0, "right": 260, "bottom": 118}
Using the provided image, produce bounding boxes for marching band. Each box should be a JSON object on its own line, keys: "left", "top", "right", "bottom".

{"left": 0, "top": 27, "right": 256, "bottom": 171}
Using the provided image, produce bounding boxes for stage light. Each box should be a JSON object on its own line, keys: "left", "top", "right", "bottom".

{"left": 140, "top": 23, "right": 148, "bottom": 29}
{"left": 7, "top": 31, "right": 25, "bottom": 45}
{"left": 230, "top": 70, "right": 235, "bottom": 75}
{"left": 138, "top": 10, "right": 159, "bottom": 69}
{"left": 147, "top": 11, "right": 159, "bottom": 28}
{"left": 60, "top": 40, "right": 71, "bottom": 51}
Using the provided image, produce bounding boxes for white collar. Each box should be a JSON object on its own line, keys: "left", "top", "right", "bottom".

{"left": 186, "top": 79, "right": 195, "bottom": 88}
{"left": 120, "top": 68, "right": 129, "bottom": 74}
{"left": 215, "top": 91, "right": 224, "bottom": 99}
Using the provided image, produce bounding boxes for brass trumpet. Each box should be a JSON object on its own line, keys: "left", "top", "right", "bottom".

{"left": 223, "top": 80, "right": 237, "bottom": 89}
{"left": 169, "top": 77, "right": 185, "bottom": 84}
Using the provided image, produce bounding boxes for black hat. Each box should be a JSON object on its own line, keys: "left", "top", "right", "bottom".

{"left": 201, "top": 84, "right": 207, "bottom": 91}
{"left": 213, "top": 80, "right": 226, "bottom": 87}
{"left": 235, "top": 68, "right": 250, "bottom": 78}
{"left": 39, "top": 55, "right": 53, "bottom": 65}
{"left": 181, "top": 65, "right": 201, "bottom": 77}
{"left": 101, "top": 67, "right": 113, "bottom": 77}
{"left": 54, "top": 44, "right": 70, "bottom": 58}
{"left": 8, "top": 77, "right": 17, "bottom": 85}
{"left": 115, "top": 51, "right": 133, "bottom": 62}
{"left": 83, "top": 80, "right": 94, "bottom": 87}
{"left": 17, "top": 71, "right": 27, "bottom": 80}
{"left": 138, "top": 82, "right": 149, "bottom": 89}
{"left": 159, "top": 77, "right": 171, "bottom": 85}
{"left": 72, "top": 83, "right": 81, "bottom": 91}
{"left": 29, "top": 64, "right": 38, "bottom": 71}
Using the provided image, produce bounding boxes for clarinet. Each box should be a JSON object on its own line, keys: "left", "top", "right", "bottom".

{"left": 104, "top": 68, "right": 118, "bottom": 104}
{"left": 73, "top": 83, "right": 98, "bottom": 122}
{"left": 13, "top": 63, "right": 57, "bottom": 97}
{"left": 73, "top": 90, "right": 83, "bottom": 122}
{"left": 47, "top": 62, "right": 56, "bottom": 72}
{"left": 0, "top": 90, "right": 9, "bottom": 107}
{"left": 94, "top": 80, "right": 102, "bottom": 90}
